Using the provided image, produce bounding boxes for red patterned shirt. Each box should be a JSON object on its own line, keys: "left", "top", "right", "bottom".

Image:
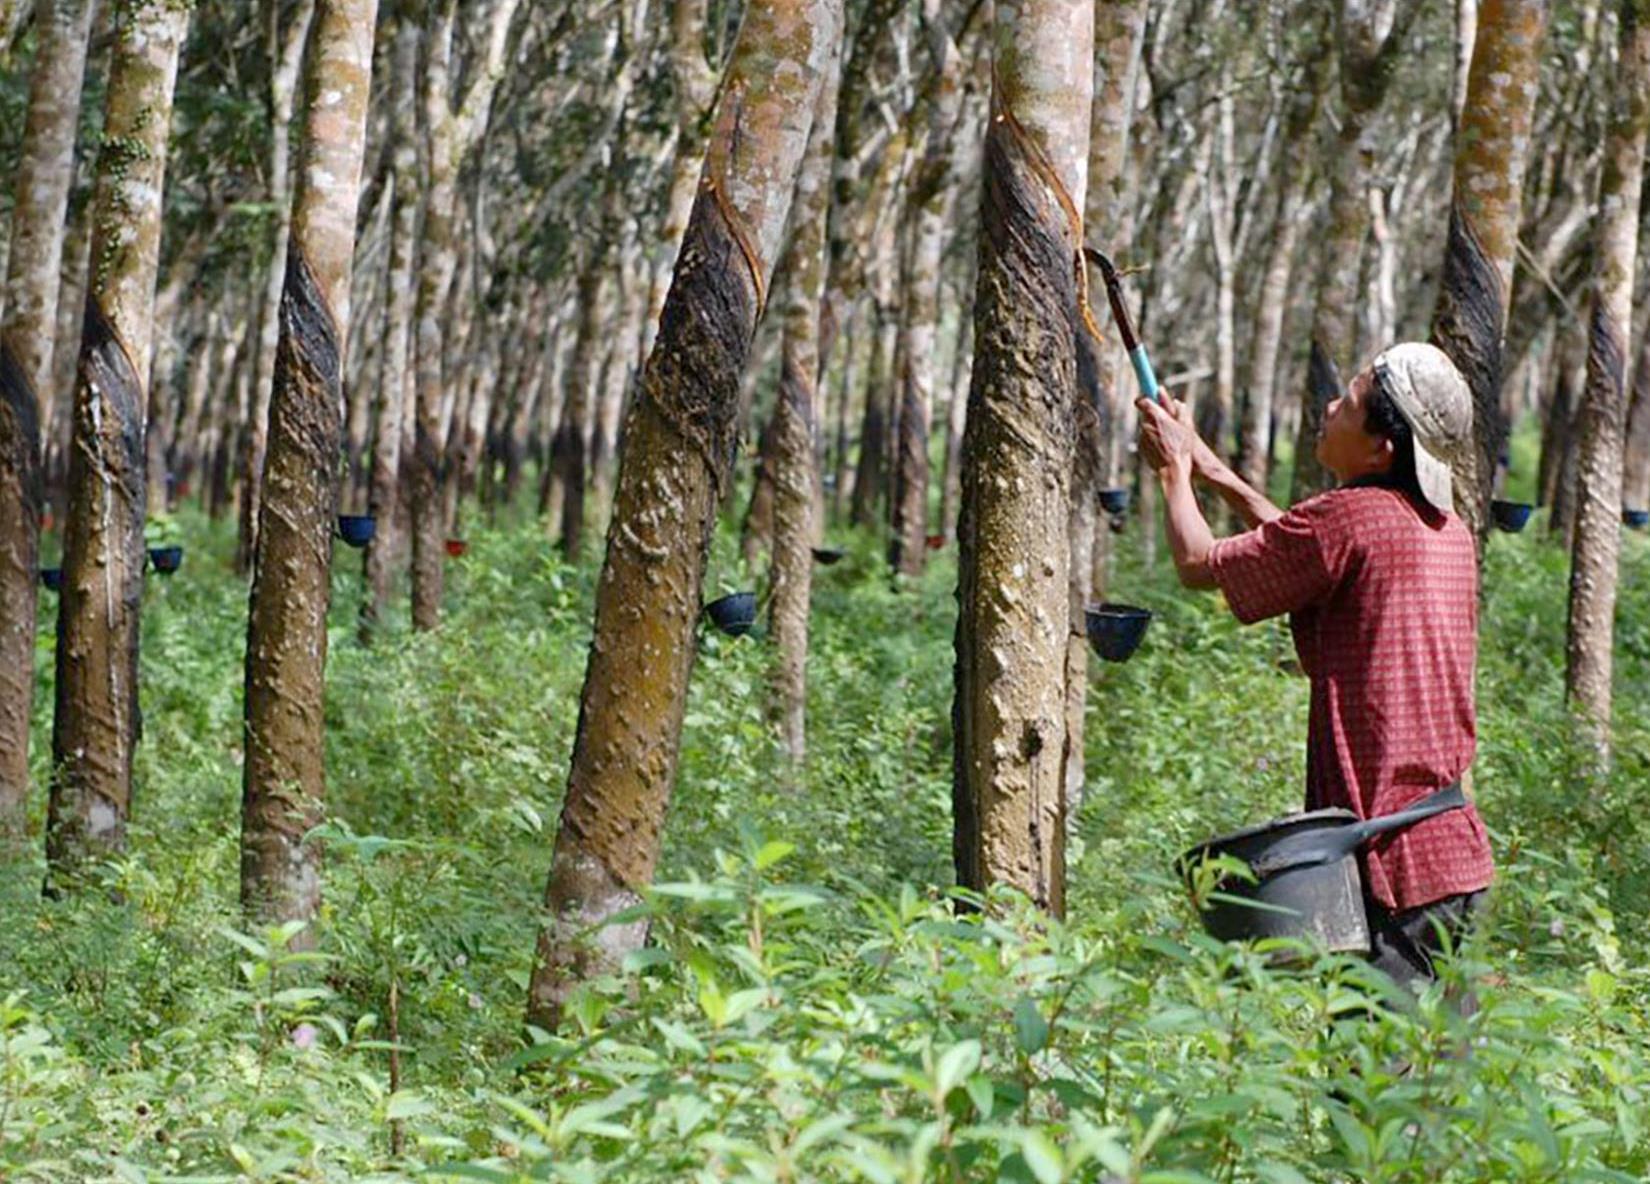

{"left": 1208, "top": 485, "right": 1494, "bottom": 911}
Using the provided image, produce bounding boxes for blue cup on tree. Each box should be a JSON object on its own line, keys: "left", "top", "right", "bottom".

{"left": 1490, "top": 500, "right": 1532, "bottom": 533}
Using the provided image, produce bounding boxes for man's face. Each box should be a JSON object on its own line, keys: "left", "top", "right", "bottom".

{"left": 1315, "top": 369, "right": 1393, "bottom": 482}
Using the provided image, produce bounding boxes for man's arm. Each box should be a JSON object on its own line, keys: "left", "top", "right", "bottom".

{"left": 1160, "top": 455, "right": 1218, "bottom": 589}
{"left": 1191, "top": 439, "right": 1284, "bottom": 529}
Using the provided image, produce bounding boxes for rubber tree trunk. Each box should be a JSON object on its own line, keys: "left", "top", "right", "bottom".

{"left": 242, "top": 0, "right": 378, "bottom": 937}
{"left": 1565, "top": 1, "right": 1650, "bottom": 757}
{"left": 953, "top": 0, "right": 1093, "bottom": 917}
{"left": 889, "top": 1, "right": 965, "bottom": 578}
{"left": 1084, "top": 0, "right": 1146, "bottom": 601}
{"left": 408, "top": 0, "right": 522, "bottom": 628}
{"left": 1239, "top": 75, "right": 1320, "bottom": 493}
{"left": 361, "top": 11, "right": 420, "bottom": 640}
{"left": 46, "top": 0, "right": 189, "bottom": 882}
{"left": 552, "top": 256, "right": 608, "bottom": 558}
{"left": 1292, "top": 0, "right": 1420, "bottom": 503}
{"left": 767, "top": 29, "right": 842, "bottom": 766}
{"left": 0, "top": 0, "right": 97, "bottom": 839}
{"left": 526, "top": 0, "right": 840, "bottom": 1031}
{"left": 237, "top": 0, "right": 318, "bottom": 575}
{"left": 1430, "top": 0, "right": 1547, "bottom": 550}
{"left": 1625, "top": 326, "right": 1650, "bottom": 512}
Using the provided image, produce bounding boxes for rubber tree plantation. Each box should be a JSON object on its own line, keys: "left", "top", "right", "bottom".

{"left": 2, "top": 0, "right": 1650, "bottom": 1180}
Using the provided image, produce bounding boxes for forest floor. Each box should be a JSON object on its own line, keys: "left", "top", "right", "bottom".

{"left": 4, "top": 479, "right": 1649, "bottom": 1182}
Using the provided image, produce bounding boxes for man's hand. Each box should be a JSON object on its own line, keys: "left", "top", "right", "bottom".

{"left": 1136, "top": 396, "right": 1200, "bottom": 478}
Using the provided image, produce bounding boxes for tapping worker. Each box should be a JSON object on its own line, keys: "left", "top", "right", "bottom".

{"left": 1136, "top": 342, "right": 1494, "bottom": 994}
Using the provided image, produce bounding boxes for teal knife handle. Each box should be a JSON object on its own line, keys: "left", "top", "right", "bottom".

{"left": 1130, "top": 345, "right": 1161, "bottom": 404}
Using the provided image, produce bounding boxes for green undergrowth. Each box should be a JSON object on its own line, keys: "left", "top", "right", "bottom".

{"left": 2, "top": 499, "right": 1648, "bottom": 1182}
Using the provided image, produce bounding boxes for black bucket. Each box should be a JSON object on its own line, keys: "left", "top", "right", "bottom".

{"left": 1084, "top": 603, "right": 1152, "bottom": 663}
{"left": 1098, "top": 487, "right": 1131, "bottom": 515}
{"left": 148, "top": 546, "right": 183, "bottom": 575}
{"left": 1490, "top": 500, "right": 1532, "bottom": 533}
{"left": 39, "top": 567, "right": 62, "bottom": 592}
{"left": 1179, "top": 784, "right": 1468, "bottom": 955}
{"left": 1624, "top": 507, "right": 1649, "bottom": 531}
{"left": 338, "top": 514, "right": 377, "bottom": 548}
{"left": 811, "top": 546, "right": 845, "bottom": 566}
{"left": 704, "top": 591, "right": 757, "bottom": 637}
{"left": 1179, "top": 809, "right": 1370, "bottom": 954}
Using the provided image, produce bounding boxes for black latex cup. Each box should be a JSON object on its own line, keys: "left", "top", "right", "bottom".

{"left": 811, "top": 547, "right": 845, "bottom": 565}
{"left": 39, "top": 567, "right": 62, "bottom": 592}
{"left": 1490, "top": 500, "right": 1532, "bottom": 533}
{"left": 1098, "top": 487, "right": 1131, "bottom": 515}
{"left": 1084, "top": 602, "right": 1152, "bottom": 663}
{"left": 1624, "top": 508, "right": 1649, "bottom": 531}
{"left": 148, "top": 546, "right": 184, "bottom": 575}
{"left": 705, "top": 591, "right": 757, "bottom": 638}
{"left": 338, "top": 514, "right": 377, "bottom": 548}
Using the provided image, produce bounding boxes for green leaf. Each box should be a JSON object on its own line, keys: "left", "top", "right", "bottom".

{"left": 1013, "top": 995, "right": 1049, "bottom": 1055}
{"left": 935, "top": 1039, "right": 982, "bottom": 1097}
{"left": 753, "top": 840, "right": 796, "bottom": 871}
{"left": 1021, "top": 1130, "right": 1063, "bottom": 1184}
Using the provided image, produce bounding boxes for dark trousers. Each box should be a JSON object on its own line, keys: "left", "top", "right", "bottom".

{"left": 1360, "top": 889, "right": 1486, "bottom": 1019}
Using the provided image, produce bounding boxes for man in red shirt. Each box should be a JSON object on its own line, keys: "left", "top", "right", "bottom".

{"left": 1137, "top": 342, "right": 1494, "bottom": 993}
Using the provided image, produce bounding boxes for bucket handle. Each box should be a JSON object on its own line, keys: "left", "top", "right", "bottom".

{"left": 1249, "top": 783, "right": 1468, "bottom": 878}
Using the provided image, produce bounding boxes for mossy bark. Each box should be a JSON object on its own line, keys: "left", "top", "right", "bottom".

{"left": 47, "top": 0, "right": 190, "bottom": 882}
{"left": 1430, "top": 0, "right": 1547, "bottom": 549}
{"left": 0, "top": 0, "right": 97, "bottom": 837}
{"left": 953, "top": 0, "right": 1093, "bottom": 916}
{"left": 527, "top": 0, "right": 840, "bottom": 1031}
{"left": 242, "top": 0, "right": 379, "bottom": 938}
{"left": 1564, "top": 1, "right": 1650, "bottom": 756}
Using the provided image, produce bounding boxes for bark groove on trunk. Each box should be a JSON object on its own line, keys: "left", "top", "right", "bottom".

{"left": 953, "top": 0, "right": 1093, "bottom": 916}
{"left": 47, "top": 0, "right": 188, "bottom": 883}
{"left": 242, "top": 0, "right": 378, "bottom": 938}
{"left": 528, "top": 0, "right": 839, "bottom": 1030}
{"left": 0, "top": 0, "right": 97, "bottom": 835}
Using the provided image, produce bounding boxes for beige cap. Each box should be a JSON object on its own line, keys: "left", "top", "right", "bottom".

{"left": 1371, "top": 342, "right": 1473, "bottom": 515}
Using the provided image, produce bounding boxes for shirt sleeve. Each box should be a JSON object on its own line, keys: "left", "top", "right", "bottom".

{"left": 1208, "top": 494, "right": 1349, "bottom": 624}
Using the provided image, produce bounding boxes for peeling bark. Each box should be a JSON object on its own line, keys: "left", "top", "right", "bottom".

{"left": 528, "top": 0, "right": 840, "bottom": 1030}
{"left": 0, "top": 0, "right": 97, "bottom": 836}
{"left": 46, "top": 0, "right": 188, "bottom": 883}
{"left": 953, "top": 0, "right": 1093, "bottom": 916}
{"left": 242, "top": 0, "right": 379, "bottom": 938}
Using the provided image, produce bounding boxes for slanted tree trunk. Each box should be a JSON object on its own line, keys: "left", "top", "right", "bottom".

{"left": 767, "top": 30, "right": 841, "bottom": 765}
{"left": 1565, "top": 0, "right": 1650, "bottom": 756}
{"left": 1431, "top": 0, "right": 1548, "bottom": 548}
{"left": 46, "top": 0, "right": 189, "bottom": 881}
{"left": 527, "top": 0, "right": 841, "bottom": 1030}
{"left": 242, "top": 0, "right": 378, "bottom": 936}
{"left": 953, "top": 0, "right": 1093, "bottom": 916}
{"left": 1292, "top": 0, "right": 1421, "bottom": 502}
{"left": 0, "top": 0, "right": 97, "bottom": 838}
{"left": 237, "top": 0, "right": 318, "bottom": 575}
{"left": 740, "top": 404, "right": 780, "bottom": 567}
{"left": 361, "top": 10, "right": 420, "bottom": 640}
{"left": 889, "top": 0, "right": 966, "bottom": 578}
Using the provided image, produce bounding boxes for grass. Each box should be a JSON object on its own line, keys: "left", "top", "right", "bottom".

{"left": 2, "top": 489, "right": 1648, "bottom": 1182}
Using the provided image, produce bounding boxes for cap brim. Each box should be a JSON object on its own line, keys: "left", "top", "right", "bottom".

{"left": 1413, "top": 441, "right": 1455, "bottom": 515}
